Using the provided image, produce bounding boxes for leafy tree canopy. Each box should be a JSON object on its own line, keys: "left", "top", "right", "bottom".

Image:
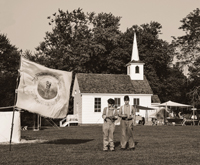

{"left": 0, "top": 34, "right": 20, "bottom": 106}
{"left": 35, "top": 8, "right": 127, "bottom": 74}
{"left": 172, "top": 8, "right": 200, "bottom": 106}
{"left": 172, "top": 8, "right": 200, "bottom": 65}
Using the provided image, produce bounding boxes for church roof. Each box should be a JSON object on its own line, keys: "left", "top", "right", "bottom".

{"left": 126, "top": 60, "right": 144, "bottom": 66}
{"left": 76, "top": 73, "right": 153, "bottom": 94}
{"left": 131, "top": 76, "right": 153, "bottom": 94}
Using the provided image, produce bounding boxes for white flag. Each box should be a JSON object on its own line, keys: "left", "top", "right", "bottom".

{"left": 16, "top": 57, "right": 72, "bottom": 118}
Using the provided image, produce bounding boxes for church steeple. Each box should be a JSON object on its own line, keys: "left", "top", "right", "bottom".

{"left": 131, "top": 32, "right": 139, "bottom": 61}
{"left": 127, "top": 33, "right": 144, "bottom": 80}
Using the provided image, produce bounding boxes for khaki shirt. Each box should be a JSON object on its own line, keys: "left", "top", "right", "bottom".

{"left": 119, "top": 104, "right": 136, "bottom": 124}
{"left": 119, "top": 104, "right": 135, "bottom": 117}
{"left": 102, "top": 107, "right": 118, "bottom": 120}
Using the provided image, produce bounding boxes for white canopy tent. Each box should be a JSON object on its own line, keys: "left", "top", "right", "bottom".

{"left": 0, "top": 111, "right": 21, "bottom": 143}
{"left": 152, "top": 101, "right": 192, "bottom": 124}
{"left": 149, "top": 107, "right": 170, "bottom": 118}
{"left": 156, "top": 101, "right": 192, "bottom": 107}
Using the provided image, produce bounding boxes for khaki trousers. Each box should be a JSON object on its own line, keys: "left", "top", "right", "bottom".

{"left": 103, "top": 120, "right": 115, "bottom": 150}
{"left": 120, "top": 119, "right": 135, "bottom": 149}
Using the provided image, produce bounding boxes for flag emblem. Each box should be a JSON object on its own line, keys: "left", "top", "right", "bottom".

{"left": 37, "top": 77, "right": 57, "bottom": 100}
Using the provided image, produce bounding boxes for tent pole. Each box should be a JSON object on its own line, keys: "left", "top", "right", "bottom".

{"left": 33, "top": 113, "right": 36, "bottom": 131}
{"left": 37, "top": 114, "right": 40, "bottom": 130}
{"left": 193, "top": 106, "right": 195, "bottom": 126}
{"left": 9, "top": 108, "right": 16, "bottom": 151}
{"left": 39, "top": 115, "right": 41, "bottom": 129}
{"left": 164, "top": 103, "right": 167, "bottom": 125}
{"left": 9, "top": 54, "right": 21, "bottom": 151}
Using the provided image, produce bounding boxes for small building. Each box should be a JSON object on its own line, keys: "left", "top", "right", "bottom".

{"left": 72, "top": 33, "right": 158, "bottom": 124}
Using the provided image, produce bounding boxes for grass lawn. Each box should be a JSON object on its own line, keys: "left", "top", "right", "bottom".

{"left": 1, "top": 125, "right": 200, "bottom": 165}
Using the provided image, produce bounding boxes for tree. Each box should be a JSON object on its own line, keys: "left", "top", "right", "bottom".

{"left": 172, "top": 8, "right": 200, "bottom": 68}
{"left": 188, "top": 56, "right": 200, "bottom": 79}
{"left": 35, "top": 8, "right": 126, "bottom": 74}
{"left": 185, "top": 57, "right": 200, "bottom": 107}
{"left": 172, "top": 8, "right": 200, "bottom": 105}
{"left": 0, "top": 34, "right": 20, "bottom": 106}
{"left": 187, "top": 86, "right": 200, "bottom": 108}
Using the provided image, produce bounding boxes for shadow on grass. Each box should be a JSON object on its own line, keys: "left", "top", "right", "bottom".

{"left": 21, "top": 136, "right": 37, "bottom": 140}
{"left": 43, "top": 139, "right": 94, "bottom": 145}
{"left": 114, "top": 141, "right": 120, "bottom": 147}
{"left": 114, "top": 141, "right": 139, "bottom": 148}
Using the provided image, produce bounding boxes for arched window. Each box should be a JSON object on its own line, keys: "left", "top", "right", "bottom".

{"left": 135, "top": 66, "right": 139, "bottom": 73}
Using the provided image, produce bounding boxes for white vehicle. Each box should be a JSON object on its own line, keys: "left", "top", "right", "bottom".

{"left": 60, "top": 115, "right": 78, "bottom": 127}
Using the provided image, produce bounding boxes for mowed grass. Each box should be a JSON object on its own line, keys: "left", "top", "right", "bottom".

{"left": 1, "top": 125, "right": 200, "bottom": 165}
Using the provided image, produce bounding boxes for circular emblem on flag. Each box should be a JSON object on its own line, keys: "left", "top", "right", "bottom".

{"left": 37, "top": 75, "right": 59, "bottom": 100}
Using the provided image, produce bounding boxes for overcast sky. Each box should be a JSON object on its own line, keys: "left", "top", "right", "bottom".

{"left": 0, "top": 0, "right": 199, "bottom": 53}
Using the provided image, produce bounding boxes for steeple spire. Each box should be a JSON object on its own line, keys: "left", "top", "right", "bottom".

{"left": 131, "top": 32, "right": 139, "bottom": 61}
{"left": 127, "top": 32, "right": 144, "bottom": 80}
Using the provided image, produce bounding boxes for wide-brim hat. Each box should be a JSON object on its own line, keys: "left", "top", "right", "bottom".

{"left": 108, "top": 98, "right": 115, "bottom": 104}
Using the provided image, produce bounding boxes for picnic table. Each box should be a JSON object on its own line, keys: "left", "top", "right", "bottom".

{"left": 182, "top": 119, "right": 199, "bottom": 126}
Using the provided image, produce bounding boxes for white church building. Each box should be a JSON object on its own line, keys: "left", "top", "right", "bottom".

{"left": 72, "top": 33, "right": 160, "bottom": 124}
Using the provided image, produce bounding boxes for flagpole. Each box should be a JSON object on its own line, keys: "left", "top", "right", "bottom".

{"left": 9, "top": 54, "right": 21, "bottom": 151}
{"left": 37, "top": 114, "right": 40, "bottom": 130}
{"left": 33, "top": 113, "right": 37, "bottom": 131}
{"left": 38, "top": 114, "right": 40, "bottom": 130}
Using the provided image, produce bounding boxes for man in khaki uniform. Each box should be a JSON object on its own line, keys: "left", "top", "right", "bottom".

{"left": 102, "top": 98, "right": 118, "bottom": 151}
{"left": 118, "top": 95, "right": 136, "bottom": 150}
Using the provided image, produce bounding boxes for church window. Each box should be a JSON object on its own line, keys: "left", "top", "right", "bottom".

{"left": 114, "top": 98, "right": 121, "bottom": 108}
{"left": 134, "top": 98, "right": 140, "bottom": 112}
{"left": 94, "top": 98, "right": 101, "bottom": 112}
{"left": 135, "top": 66, "right": 139, "bottom": 73}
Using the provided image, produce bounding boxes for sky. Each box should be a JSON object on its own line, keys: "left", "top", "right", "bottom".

{"left": 0, "top": 0, "right": 199, "bottom": 53}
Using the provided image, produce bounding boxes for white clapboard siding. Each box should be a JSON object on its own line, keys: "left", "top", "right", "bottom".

{"left": 80, "top": 94, "right": 153, "bottom": 124}
{"left": 82, "top": 95, "right": 100, "bottom": 124}
{"left": 133, "top": 95, "right": 151, "bottom": 117}
{"left": 72, "top": 77, "right": 82, "bottom": 123}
